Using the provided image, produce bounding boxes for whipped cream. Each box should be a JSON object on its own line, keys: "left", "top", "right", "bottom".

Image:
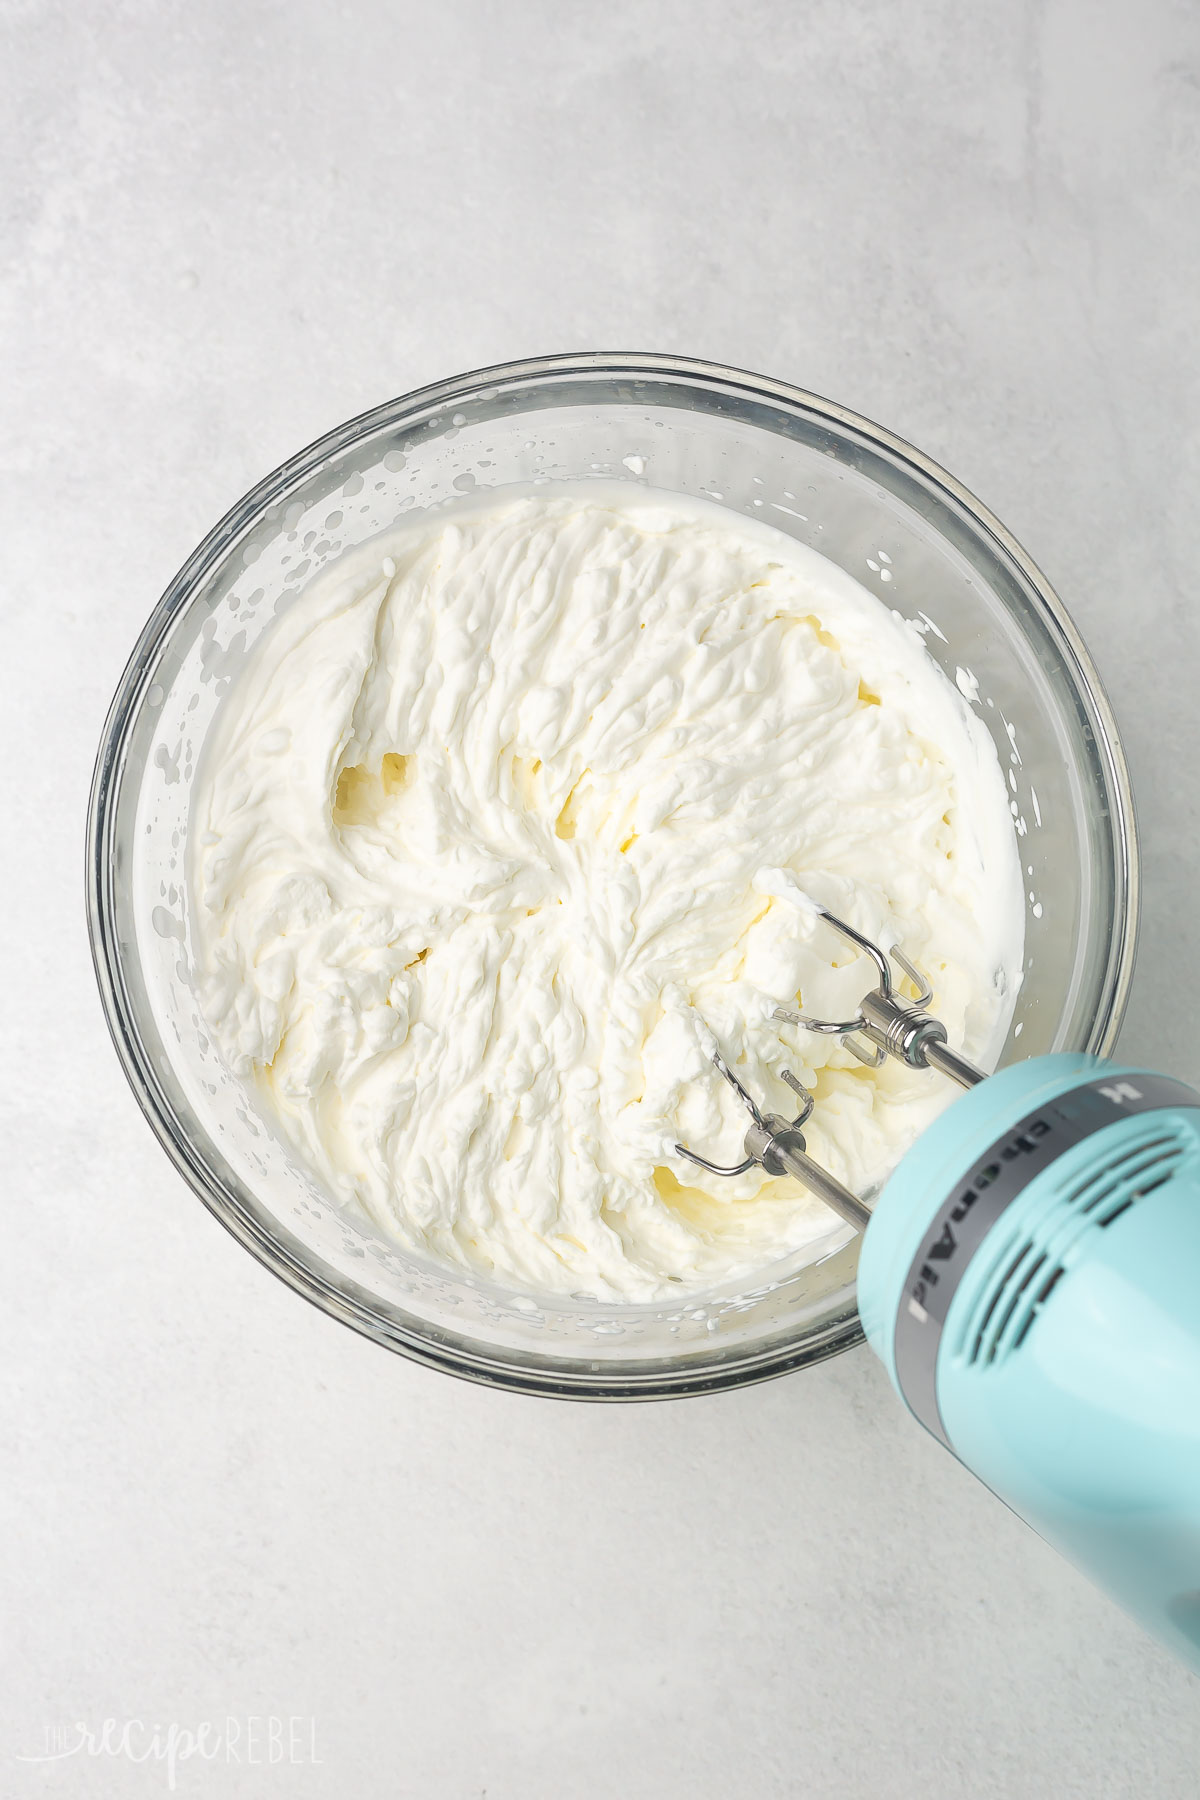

{"left": 191, "top": 488, "right": 1024, "bottom": 1300}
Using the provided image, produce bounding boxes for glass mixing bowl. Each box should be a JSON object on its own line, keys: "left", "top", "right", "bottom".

{"left": 87, "top": 354, "right": 1137, "bottom": 1398}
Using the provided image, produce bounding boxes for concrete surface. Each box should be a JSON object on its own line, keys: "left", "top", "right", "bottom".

{"left": 5, "top": 1, "right": 1200, "bottom": 1794}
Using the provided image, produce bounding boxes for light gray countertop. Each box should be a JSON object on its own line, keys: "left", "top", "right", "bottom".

{"left": 5, "top": 2, "right": 1200, "bottom": 1794}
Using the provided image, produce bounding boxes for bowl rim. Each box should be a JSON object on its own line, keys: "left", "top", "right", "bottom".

{"left": 85, "top": 350, "right": 1140, "bottom": 1401}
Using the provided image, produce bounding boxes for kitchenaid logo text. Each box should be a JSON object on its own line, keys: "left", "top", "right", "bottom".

{"left": 17, "top": 1717, "right": 321, "bottom": 1790}
{"left": 906, "top": 1117, "right": 1052, "bottom": 1322}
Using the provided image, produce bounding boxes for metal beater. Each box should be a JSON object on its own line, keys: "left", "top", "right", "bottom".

{"left": 674, "top": 900, "right": 984, "bottom": 1232}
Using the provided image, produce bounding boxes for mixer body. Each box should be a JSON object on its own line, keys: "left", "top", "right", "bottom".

{"left": 858, "top": 1053, "right": 1200, "bottom": 1673}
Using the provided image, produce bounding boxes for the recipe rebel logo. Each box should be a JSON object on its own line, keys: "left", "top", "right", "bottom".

{"left": 16, "top": 1716, "right": 321, "bottom": 1789}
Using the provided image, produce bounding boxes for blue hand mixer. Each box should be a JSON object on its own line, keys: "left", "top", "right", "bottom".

{"left": 677, "top": 906, "right": 1200, "bottom": 1673}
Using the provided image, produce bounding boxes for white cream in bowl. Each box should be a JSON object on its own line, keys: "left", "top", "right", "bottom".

{"left": 191, "top": 487, "right": 1023, "bottom": 1300}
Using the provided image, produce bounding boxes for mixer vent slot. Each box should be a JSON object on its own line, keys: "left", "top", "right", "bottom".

{"left": 960, "top": 1123, "right": 1190, "bottom": 1370}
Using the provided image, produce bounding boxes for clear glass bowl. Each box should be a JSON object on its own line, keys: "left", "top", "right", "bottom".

{"left": 87, "top": 354, "right": 1138, "bottom": 1398}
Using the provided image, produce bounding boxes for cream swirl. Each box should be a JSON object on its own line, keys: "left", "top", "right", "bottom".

{"left": 191, "top": 489, "right": 1023, "bottom": 1299}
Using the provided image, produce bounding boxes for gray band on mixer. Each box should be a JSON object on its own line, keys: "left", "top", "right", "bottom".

{"left": 893, "top": 1073, "right": 1200, "bottom": 1451}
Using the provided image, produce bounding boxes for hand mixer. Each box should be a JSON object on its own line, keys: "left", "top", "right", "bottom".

{"left": 677, "top": 904, "right": 1200, "bottom": 1674}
